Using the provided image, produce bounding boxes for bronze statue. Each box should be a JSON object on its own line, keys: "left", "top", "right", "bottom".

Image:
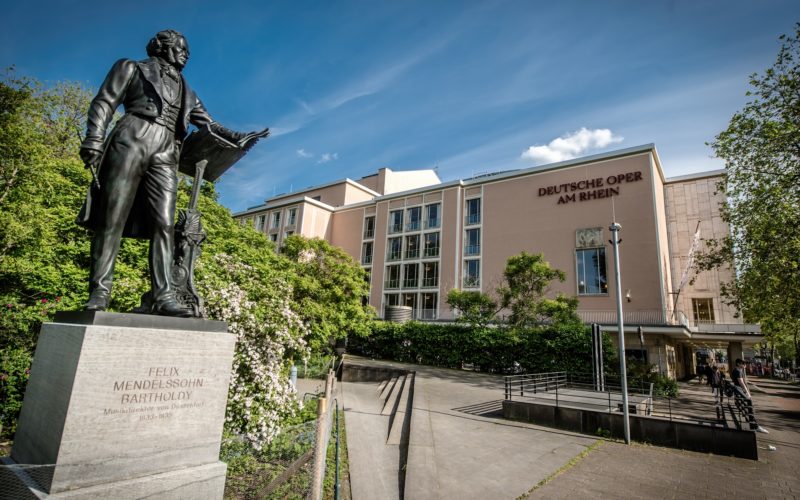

{"left": 78, "top": 29, "right": 249, "bottom": 317}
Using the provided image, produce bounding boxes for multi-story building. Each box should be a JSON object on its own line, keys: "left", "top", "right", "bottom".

{"left": 234, "top": 144, "right": 761, "bottom": 378}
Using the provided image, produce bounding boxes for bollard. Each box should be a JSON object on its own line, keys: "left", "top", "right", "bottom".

{"left": 290, "top": 365, "right": 298, "bottom": 389}
{"left": 310, "top": 396, "right": 328, "bottom": 500}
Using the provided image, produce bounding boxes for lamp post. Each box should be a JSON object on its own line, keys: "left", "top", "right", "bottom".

{"left": 609, "top": 222, "right": 631, "bottom": 444}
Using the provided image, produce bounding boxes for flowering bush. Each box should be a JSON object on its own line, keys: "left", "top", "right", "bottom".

{"left": 198, "top": 254, "right": 310, "bottom": 449}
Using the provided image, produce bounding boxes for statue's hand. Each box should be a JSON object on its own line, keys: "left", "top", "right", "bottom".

{"left": 210, "top": 122, "right": 247, "bottom": 143}
{"left": 80, "top": 148, "right": 102, "bottom": 169}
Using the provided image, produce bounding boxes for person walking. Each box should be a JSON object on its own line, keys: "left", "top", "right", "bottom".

{"left": 732, "top": 359, "right": 768, "bottom": 433}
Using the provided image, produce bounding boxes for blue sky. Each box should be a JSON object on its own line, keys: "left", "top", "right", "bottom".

{"left": 3, "top": 1, "right": 798, "bottom": 212}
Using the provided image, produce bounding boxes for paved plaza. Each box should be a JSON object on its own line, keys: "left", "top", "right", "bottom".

{"left": 342, "top": 357, "right": 800, "bottom": 499}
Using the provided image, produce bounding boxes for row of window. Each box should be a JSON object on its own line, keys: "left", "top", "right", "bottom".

{"left": 256, "top": 207, "right": 298, "bottom": 232}
{"left": 385, "top": 203, "right": 441, "bottom": 235}
{"left": 384, "top": 292, "right": 439, "bottom": 320}
{"left": 385, "top": 262, "right": 439, "bottom": 289}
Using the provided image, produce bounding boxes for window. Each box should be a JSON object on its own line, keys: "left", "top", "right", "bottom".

{"left": 284, "top": 231, "right": 294, "bottom": 240}
{"left": 422, "top": 261, "right": 439, "bottom": 287}
{"left": 271, "top": 211, "right": 281, "bottom": 229}
{"left": 424, "top": 232, "right": 440, "bottom": 257}
{"left": 405, "top": 234, "right": 420, "bottom": 259}
{"left": 465, "top": 198, "right": 481, "bottom": 225}
{"left": 287, "top": 207, "right": 297, "bottom": 226}
{"left": 420, "top": 292, "right": 438, "bottom": 320}
{"left": 384, "top": 293, "right": 400, "bottom": 306}
{"left": 465, "top": 228, "right": 480, "bottom": 256}
{"left": 402, "top": 293, "right": 418, "bottom": 315}
{"left": 256, "top": 214, "right": 267, "bottom": 232}
{"left": 464, "top": 260, "right": 480, "bottom": 288}
{"left": 576, "top": 248, "right": 608, "bottom": 295}
{"left": 387, "top": 237, "right": 402, "bottom": 261}
{"left": 363, "top": 216, "right": 375, "bottom": 239}
{"left": 385, "top": 265, "right": 401, "bottom": 289}
{"left": 425, "top": 203, "right": 441, "bottom": 229}
{"left": 362, "top": 241, "right": 373, "bottom": 265}
{"left": 389, "top": 210, "right": 403, "bottom": 234}
{"left": 692, "top": 298, "right": 715, "bottom": 325}
{"left": 406, "top": 207, "right": 421, "bottom": 231}
{"left": 269, "top": 233, "right": 278, "bottom": 242}
{"left": 403, "top": 263, "right": 419, "bottom": 288}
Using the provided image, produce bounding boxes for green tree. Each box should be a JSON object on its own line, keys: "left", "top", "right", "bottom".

{"left": 497, "top": 251, "right": 577, "bottom": 326}
{"left": 281, "top": 235, "right": 375, "bottom": 351}
{"left": 446, "top": 289, "right": 498, "bottom": 328}
{"left": 699, "top": 25, "right": 800, "bottom": 363}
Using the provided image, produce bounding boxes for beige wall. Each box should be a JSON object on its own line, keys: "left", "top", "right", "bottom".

{"left": 665, "top": 175, "right": 738, "bottom": 325}
{"left": 330, "top": 208, "right": 365, "bottom": 261}
{"left": 480, "top": 152, "right": 663, "bottom": 315}
{"left": 300, "top": 203, "right": 333, "bottom": 240}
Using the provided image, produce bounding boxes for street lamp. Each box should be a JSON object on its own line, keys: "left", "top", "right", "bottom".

{"left": 609, "top": 222, "right": 631, "bottom": 445}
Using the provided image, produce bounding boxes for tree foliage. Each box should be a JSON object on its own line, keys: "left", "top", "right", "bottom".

{"left": 698, "top": 25, "right": 800, "bottom": 362}
{"left": 497, "top": 251, "right": 575, "bottom": 327}
{"left": 445, "top": 289, "right": 498, "bottom": 328}
{"left": 281, "top": 236, "right": 375, "bottom": 351}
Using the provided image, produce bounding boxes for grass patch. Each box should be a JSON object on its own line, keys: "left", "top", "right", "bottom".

{"left": 516, "top": 440, "right": 602, "bottom": 499}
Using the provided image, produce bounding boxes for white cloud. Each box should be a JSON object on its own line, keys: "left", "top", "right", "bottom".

{"left": 296, "top": 148, "right": 313, "bottom": 158}
{"left": 317, "top": 153, "right": 339, "bottom": 164}
{"left": 521, "top": 128, "right": 623, "bottom": 164}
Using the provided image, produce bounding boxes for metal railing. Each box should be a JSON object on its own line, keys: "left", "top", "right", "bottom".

{"left": 503, "top": 372, "right": 744, "bottom": 427}
{"left": 389, "top": 223, "right": 403, "bottom": 234}
{"left": 363, "top": 229, "right": 374, "bottom": 239}
{"left": 384, "top": 279, "right": 399, "bottom": 289}
{"left": 424, "top": 218, "right": 441, "bottom": 229}
{"left": 405, "top": 249, "right": 419, "bottom": 259}
{"left": 387, "top": 250, "right": 402, "bottom": 261}
{"left": 361, "top": 255, "right": 373, "bottom": 265}
{"left": 423, "top": 247, "right": 440, "bottom": 257}
{"left": 406, "top": 221, "right": 421, "bottom": 231}
{"left": 465, "top": 213, "right": 481, "bottom": 225}
{"left": 463, "top": 276, "right": 480, "bottom": 288}
{"left": 464, "top": 244, "right": 480, "bottom": 256}
{"left": 403, "top": 279, "right": 418, "bottom": 288}
{"left": 422, "top": 277, "right": 439, "bottom": 287}
{"left": 418, "top": 308, "right": 437, "bottom": 320}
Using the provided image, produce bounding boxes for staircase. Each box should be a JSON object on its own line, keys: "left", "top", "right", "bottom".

{"left": 341, "top": 363, "right": 416, "bottom": 498}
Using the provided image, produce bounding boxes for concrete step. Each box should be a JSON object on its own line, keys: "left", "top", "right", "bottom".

{"left": 382, "top": 375, "right": 406, "bottom": 416}
{"left": 387, "top": 372, "right": 414, "bottom": 445}
{"left": 380, "top": 375, "right": 399, "bottom": 401}
{"left": 377, "top": 378, "right": 389, "bottom": 394}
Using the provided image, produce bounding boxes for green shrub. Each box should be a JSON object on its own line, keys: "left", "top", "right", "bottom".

{"left": 0, "top": 347, "right": 32, "bottom": 439}
{"left": 349, "top": 320, "right": 613, "bottom": 375}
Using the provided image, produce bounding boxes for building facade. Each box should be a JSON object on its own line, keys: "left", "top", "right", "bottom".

{"left": 234, "top": 144, "right": 761, "bottom": 378}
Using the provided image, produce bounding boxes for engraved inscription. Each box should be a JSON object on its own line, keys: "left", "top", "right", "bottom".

{"left": 103, "top": 366, "right": 208, "bottom": 419}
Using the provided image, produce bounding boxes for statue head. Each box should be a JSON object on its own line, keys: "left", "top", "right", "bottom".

{"left": 146, "top": 29, "right": 190, "bottom": 70}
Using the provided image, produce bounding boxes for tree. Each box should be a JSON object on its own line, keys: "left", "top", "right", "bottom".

{"left": 281, "top": 235, "right": 375, "bottom": 351}
{"left": 446, "top": 289, "right": 498, "bottom": 328}
{"left": 698, "top": 25, "right": 800, "bottom": 363}
{"left": 497, "top": 251, "right": 577, "bottom": 326}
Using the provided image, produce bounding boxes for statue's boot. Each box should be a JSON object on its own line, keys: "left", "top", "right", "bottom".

{"left": 84, "top": 292, "right": 109, "bottom": 311}
{"left": 154, "top": 299, "right": 193, "bottom": 318}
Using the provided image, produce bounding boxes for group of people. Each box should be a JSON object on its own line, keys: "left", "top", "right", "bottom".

{"left": 698, "top": 358, "right": 768, "bottom": 433}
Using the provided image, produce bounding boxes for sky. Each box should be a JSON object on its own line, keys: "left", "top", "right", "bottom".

{"left": 3, "top": 1, "right": 798, "bottom": 212}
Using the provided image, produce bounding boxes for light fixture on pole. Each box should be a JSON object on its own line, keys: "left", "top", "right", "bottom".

{"left": 609, "top": 221, "right": 631, "bottom": 445}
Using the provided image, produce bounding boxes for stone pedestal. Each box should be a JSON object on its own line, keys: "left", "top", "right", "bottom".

{"left": 4, "top": 312, "right": 236, "bottom": 499}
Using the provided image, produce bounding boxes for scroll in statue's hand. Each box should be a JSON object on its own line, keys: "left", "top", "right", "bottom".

{"left": 210, "top": 122, "right": 248, "bottom": 143}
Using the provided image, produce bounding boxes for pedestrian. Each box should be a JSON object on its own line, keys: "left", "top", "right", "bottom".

{"left": 705, "top": 363, "right": 714, "bottom": 385}
{"left": 732, "top": 359, "right": 768, "bottom": 433}
{"left": 711, "top": 365, "right": 722, "bottom": 397}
